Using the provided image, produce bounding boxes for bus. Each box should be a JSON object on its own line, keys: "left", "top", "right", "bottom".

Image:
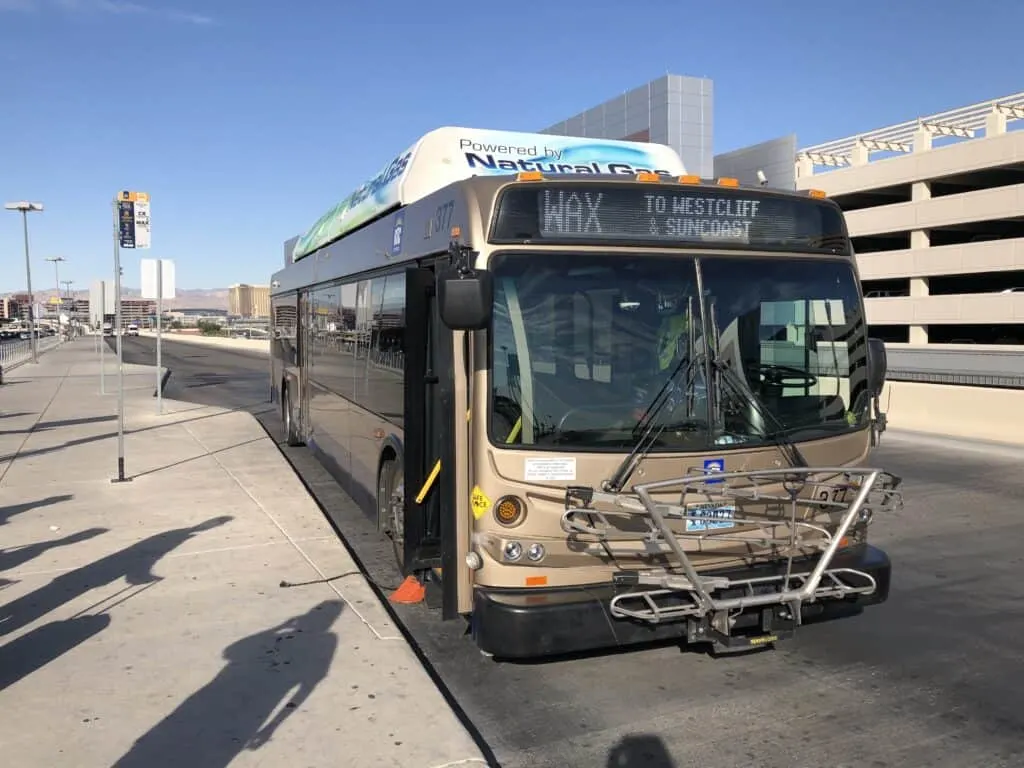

{"left": 270, "top": 126, "right": 903, "bottom": 660}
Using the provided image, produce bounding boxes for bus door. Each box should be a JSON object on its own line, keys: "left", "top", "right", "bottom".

{"left": 403, "top": 264, "right": 459, "bottom": 620}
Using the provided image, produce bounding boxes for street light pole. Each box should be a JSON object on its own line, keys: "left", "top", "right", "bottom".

{"left": 4, "top": 201, "right": 44, "bottom": 364}
{"left": 46, "top": 256, "right": 65, "bottom": 297}
{"left": 60, "top": 280, "right": 74, "bottom": 337}
{"left": 46, "top": 256, "right": 66, "bottom": 332}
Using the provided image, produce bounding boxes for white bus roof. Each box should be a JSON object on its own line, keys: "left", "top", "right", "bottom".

{"left": 289, "top": 126, "right": 687, "bottom": 262}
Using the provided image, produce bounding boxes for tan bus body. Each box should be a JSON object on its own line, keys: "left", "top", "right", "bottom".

{"left": 271, "top": 172, "right": 900, "bottom": 659}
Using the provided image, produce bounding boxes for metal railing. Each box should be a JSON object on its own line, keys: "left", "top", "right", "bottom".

{"left": 0, "top": 335, "right": 64, "bottom": 372}
{"left": 887, "top": 367, "right": 1024, "bottom": 390}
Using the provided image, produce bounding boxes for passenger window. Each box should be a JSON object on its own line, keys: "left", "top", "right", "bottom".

{"left": 303, "top": 272, "right": 406, "bottom": 428}
{"left": 365, "top": 272, "right": 406, "bottom": 424}
{"left": 308, "top": 285, "right": 350, "bottom": 396}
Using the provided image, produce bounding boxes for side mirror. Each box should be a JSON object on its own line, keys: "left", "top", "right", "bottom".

{"left": 437, "top": 267, "right": 493, "bottom": 331}
{"left": 867, "top": 337, "right": 887, "bottom": 396}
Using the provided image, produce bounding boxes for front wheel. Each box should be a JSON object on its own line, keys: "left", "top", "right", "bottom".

{"left": 378, "top": 456, "right": 405, "bottom": 574}
{"left": 282, "top": 384, "right": 302, "bottom": 446}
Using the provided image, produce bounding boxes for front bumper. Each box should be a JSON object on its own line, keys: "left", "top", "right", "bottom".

{"left": 471, "top": 544, "right": 891, "bottom": 660}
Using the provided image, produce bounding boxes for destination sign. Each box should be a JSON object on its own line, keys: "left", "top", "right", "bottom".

{"left": 489, "top": 184, "right": 849, "bottom": 253}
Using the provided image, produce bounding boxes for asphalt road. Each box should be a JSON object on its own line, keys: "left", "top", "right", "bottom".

{"left": 119, "top": 336, "right": 1024, "bottom": 768}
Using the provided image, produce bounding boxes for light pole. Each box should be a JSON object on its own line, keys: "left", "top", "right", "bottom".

{"left": 4, "top": 201, "right": 44, "bottom": 363}
{"left": 46, "top": 256, "right": 66, "bottom": 332}
{"left": 61, "top": 280, "right": 75, "bottom": 336}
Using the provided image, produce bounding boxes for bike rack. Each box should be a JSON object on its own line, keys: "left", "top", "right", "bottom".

{"left": 562, "top": 466, "right": 903, "bottom": 641}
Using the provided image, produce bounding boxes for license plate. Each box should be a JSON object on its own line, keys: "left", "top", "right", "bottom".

{"left": 684, "top": 503, "right": 736, "bottom": 532}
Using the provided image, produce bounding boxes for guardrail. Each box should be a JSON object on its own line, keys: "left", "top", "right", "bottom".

{"left": 0, "top": 335, "right": 64, "bottom": 373}
{"left": 885, "top": 347, "right": 1024, "bottom": 390}
{"left": 887, "top": 368, "right": 1024, "bottom": 389}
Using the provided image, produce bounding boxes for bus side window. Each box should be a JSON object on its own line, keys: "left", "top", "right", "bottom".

{"left": 367, "top": 272, "right": 406, "bottom": 424}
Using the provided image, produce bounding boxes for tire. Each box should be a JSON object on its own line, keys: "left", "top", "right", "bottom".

{"left": 283, "top": 384, "right": 302, "bottom": 446}
{"left": 378, "top": 456, "right": 405, "bottom": 573}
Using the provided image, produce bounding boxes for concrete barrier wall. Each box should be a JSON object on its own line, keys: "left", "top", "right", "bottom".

{"left": 150, "top": 333, "right": 1024, "bottom": 445}
{"left": 141, "top": 331, "right": 269, "bottom": 353}
{"left": 880, "top": 380, "right": 1024, "bottom": 445}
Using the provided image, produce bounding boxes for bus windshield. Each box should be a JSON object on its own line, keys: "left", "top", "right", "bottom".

{"left": 488, "top": 251, "right": 870, "bottom": 452}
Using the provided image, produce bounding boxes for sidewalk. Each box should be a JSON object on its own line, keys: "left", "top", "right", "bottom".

{"left": 0, "top": 334, "right": 64, "bottom": 374}
{"left": 0, "top": 339, "right": 489, "bottom": 768}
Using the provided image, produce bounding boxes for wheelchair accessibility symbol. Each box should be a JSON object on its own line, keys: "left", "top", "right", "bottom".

{"left": 703, "top": 458, "right": 725, "bottom": 484}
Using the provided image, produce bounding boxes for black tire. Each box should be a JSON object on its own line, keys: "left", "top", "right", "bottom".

{"left": 378, "top": 455, "right": 405, "bottom": 573}
{"left": 283, "top": 384, "right": 302, "bottom": 446}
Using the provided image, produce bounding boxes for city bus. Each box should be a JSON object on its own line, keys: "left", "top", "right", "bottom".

{"left": 269, "top": 127, "right": 903, "bottom": 659}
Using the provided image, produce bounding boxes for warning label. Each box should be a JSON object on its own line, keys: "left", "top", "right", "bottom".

{"left": 470, "top": 485, "right": 491, "bottom": 519}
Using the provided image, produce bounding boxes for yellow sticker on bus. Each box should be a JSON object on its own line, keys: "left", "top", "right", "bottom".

{"left": 471, "top": 485, "right": 492, "bottom": 519}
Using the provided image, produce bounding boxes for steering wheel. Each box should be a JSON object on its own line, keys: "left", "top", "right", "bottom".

{"left": 751, "top": 362, "right": 818, "bottom": 389}
{"left": 554, "top": 404, "right": 628, "bottom": 438}
{"left": 555, "top": 406, "right": 591, "bottom": 437}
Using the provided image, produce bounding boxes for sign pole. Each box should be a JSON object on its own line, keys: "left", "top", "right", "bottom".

{"left": 112, "top": 200, "right": 130, "bottom": 483}
{"left": 99, "top": 280, "right": 106, "bottom": 394}
{"left": 156, "top": 261, "right": 163, "bottom": 415}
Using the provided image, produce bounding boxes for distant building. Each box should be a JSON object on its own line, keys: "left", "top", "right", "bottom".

{"left": 540, "top": 74, "right": 715, "bottom": 179}
{"left": 228, "top": 283, "right": 271, "bottom": 318}
{"left": 1, "top": 297, "right": 21, "bottom": 320}
{"left": 539, "top": 73, "right": 797, "bottom": 189}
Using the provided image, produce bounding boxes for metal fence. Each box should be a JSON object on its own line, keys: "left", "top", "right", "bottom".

{"left": 887, "top": 368, "right": 1024, "bottom": 389}
{"left": 0, "top": 335, "right": 64, "bottom": 372}
{"left": 885, "top": 347, "right": 1024, "bottom": 390}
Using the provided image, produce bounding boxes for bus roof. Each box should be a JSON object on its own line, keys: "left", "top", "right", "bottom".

{"left": 288, "top": 126, "right": 688, "bottom": 263}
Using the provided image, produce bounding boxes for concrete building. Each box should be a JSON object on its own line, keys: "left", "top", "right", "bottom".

{"left": 228, "top": 283, "right": 271, "bottom": 319}
{"left": 1, "top": 297, "right": 22, "bottom": 320}
{"left": 539, "top": 73, "right": 801, "bottom": 190}
{"left": 795, "top": 92, "right": 1024, "bottom": 347}
{"left": 540, "top": 74, "right": 715, "bottom": 179}
{"left": 714, "top": 134, "right": 798, "bottom": 190}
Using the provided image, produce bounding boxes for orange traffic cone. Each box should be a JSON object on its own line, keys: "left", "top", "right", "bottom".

{"left": 388, "top": 575, "right": 426, "bottom": 604}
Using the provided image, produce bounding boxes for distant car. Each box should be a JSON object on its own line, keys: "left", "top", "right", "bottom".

{"left": 127, "top": 324, "right": 139, "bottom": 336}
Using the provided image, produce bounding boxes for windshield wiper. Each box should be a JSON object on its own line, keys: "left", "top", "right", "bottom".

{"left": 604, "top": 349, "right": 705, "bottom": 493}
{"left": 712, "top": 358, "right": 808, "bottom": 468}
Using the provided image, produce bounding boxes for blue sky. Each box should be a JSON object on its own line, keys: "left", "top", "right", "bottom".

{"left": 1, "top": 0, "right": 1022, "bottom": 293}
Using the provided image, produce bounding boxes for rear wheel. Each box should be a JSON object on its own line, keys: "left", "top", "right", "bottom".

{"left": 378, "top": 455, "right": 405, "bottom": 573}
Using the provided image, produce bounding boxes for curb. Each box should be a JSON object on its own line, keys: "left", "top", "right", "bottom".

{"left": 253, "top": 414, "right": 501, "bottom": 768}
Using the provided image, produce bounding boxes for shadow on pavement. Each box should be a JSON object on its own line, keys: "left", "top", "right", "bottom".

{"left": 0, "top": 414, "right": 116, "bottom": 436}
{"left": 0, "top": 405, "right": 263, "bottom": 465}
{"left": 129, "top": 436, "right": 267, "bottom": 479}
{"left": 112, "top": 599, "right": 344, "bottom": 768}
{"left": 0, "top": 515, "right": 232, "bottom": 639}
{"left": 607, "top": 734, "right": 677, "bottom": 767}
{"left": 0, "top": 494, "right": 73, "bottom": 526}
{"left": 0, "top": 613, "right": 111, "bottom": 692}
{"left": 0, "top": 526, "right": 108, "bottom": 572}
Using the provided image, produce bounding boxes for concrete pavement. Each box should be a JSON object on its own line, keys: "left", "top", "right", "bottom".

{"left": 0, "top": 339, "right": 490, "bottom": 768}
